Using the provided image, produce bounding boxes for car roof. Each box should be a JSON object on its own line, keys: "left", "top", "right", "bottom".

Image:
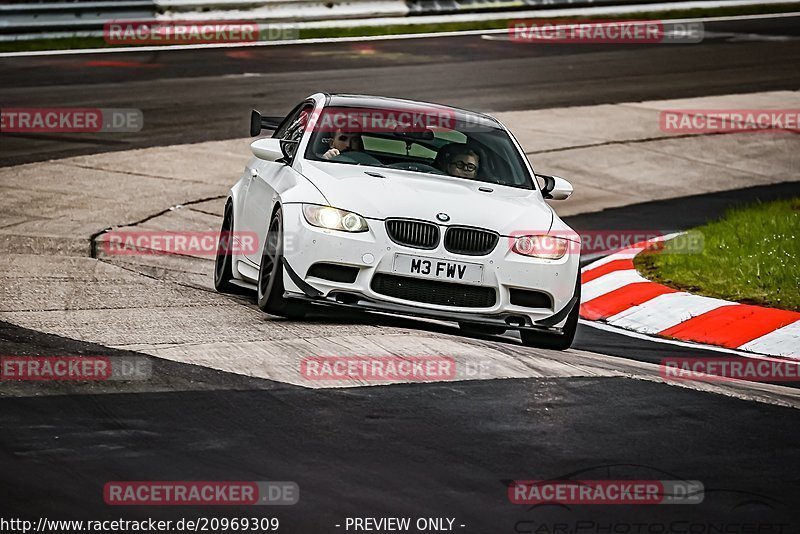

{"left": 324, "top": 93, "right": 503, "bottom": 130}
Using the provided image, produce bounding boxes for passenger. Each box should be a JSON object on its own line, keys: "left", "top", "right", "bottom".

{"left": 435, "top": 143, "right": 480, "bottom": 179}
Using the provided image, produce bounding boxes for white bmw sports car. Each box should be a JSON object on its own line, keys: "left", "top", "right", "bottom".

{"left": 215, "top": 94, "right": 581, "bottom": 349}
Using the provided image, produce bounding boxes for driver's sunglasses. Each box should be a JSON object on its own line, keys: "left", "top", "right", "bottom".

{"left": 450, "top": 160, "right": 478, "bottom": 172}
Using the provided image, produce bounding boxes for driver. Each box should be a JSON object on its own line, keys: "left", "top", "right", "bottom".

{"left": 322, "top": 128, "right": 364, "bottom": 160}
{"left": 435, "top": 143, "right": 480, "bottom": 179}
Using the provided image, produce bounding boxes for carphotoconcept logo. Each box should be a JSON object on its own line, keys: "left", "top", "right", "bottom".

{"left": 0, "top": 356, "right": 151, "bottom": 381}
{"left": 660, "top": 109, "right": 800, "bottom": 134}
{"left": 1, "top": 108, "right": 143, "bottom": 133}
{"left": 509, "top": 464, "right": 788, "bottom": 532}
{"left": 508, "top": 20, "right": 704, "bottom": 44}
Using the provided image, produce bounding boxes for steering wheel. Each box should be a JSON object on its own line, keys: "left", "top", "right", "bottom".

{"left": 330, "top": 151, "right": 383, "bottom": 166}
{"left": 386, "top": 162, "right": 445, "bottom": 174}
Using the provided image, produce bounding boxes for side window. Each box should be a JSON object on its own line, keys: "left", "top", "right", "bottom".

{"left": 278, "top": 103, "right": 313, "bottom": 161}
{"left": 273, "top": 102, "right": 307, "bottom": 138}
{"left": 408, "top": 144, "right": 436, "bottom": 159}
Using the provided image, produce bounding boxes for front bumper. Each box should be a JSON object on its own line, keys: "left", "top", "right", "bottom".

{"left": 280, "top": 204, "right": 580, "bottom": 330}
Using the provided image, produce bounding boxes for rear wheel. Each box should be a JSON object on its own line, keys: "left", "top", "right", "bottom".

{"left": 257, "top": 209, "right": 307, "bottom": 320}
{"left": 214, "top": 201, "right": 239, "bottom": 293}
{"left": 520, "top": 275, "right": 580, "bottom": 350}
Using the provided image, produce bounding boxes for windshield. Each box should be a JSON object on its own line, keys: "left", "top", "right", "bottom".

{"left": 303, "top": 104, "right": 535, "bottom": 189}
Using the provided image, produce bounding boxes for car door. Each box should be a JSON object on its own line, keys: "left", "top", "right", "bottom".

{"left": 242, "top": 102, "right": 314, "bottom": 265}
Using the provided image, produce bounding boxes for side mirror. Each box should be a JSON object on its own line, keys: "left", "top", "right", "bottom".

{"left": 250, "top": 109, "right": 284, "bottom": 137}
{"left": 250, "top": 138, "right": 285, "bottom": 162}
{"left": 538, "top": 174, "right": 573, "bottom": 200}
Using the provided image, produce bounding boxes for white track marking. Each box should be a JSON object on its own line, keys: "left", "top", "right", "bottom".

{"left": 605, "top": 292, "right": 736, "bottom": 334}
{"left": 701, "top": 30, "right": 800, "bottom": 41}
{"left": 579, "top": 319, "right": 788, "bottom": 359}
{"left": 579, "top": 232, "right": 799, "bottom": 359}
{"left": 1, "top": 10, "right": 799, "bottom": 58}
{"left": 580, "top": 269, "right": 647, "bottom": 303}
{"left": 581, "top": 233, "right": 680, "bottom": 273}
{"left": 485, "top": 28, "right": 800, "bottom": 42}
{"left": 738, "top": 320, "right": 800, "bottom": 358}
{"left": 581, "top": 249, "right": 640, "bottom": 273}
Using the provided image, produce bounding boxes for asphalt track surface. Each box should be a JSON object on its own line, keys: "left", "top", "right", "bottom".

{"left": 1, "top": 15, "right": 800, "bottom": 166}
{"left": 1, "top": 185, "right": 799, "bottom": 530}
{"left": 2, "top": 14, "right": 800, "bottom": 533}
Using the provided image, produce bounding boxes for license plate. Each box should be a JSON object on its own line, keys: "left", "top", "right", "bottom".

{"left": 392, "top": 254, "right": 483, "bottom": 284}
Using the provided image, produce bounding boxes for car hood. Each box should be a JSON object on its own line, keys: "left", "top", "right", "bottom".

{"left": 297, "top": 161, "right": 554, "bottom": 236}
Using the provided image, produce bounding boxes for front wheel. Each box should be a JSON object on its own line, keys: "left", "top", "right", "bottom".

{"left": 520, "top": 276, "right": 580, "bottom": 350}
{"left": 257, "top": 209, "right": 307, "bottom": 320}
{"left": 214, "top": 201, "right": 239, "bottom": 293}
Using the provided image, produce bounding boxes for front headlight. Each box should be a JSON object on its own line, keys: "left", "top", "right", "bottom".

{"left": 513, "top": 235, "right": 571, "bottom": 259}
{"left": 302, "top": 204, "right": 369, "bottom": 233}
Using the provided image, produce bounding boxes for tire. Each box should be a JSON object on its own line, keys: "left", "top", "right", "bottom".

{"left": 458, "top": 322, "right": 506, "bottom": 336}
{"left": 520, "top": 274, "right": 581, "bottom": 350}
{"left": 257, "top": 208, "right": 307, "bottom": 320}
{"left": 214, "top": 201, "right": 240, "bottom": 294}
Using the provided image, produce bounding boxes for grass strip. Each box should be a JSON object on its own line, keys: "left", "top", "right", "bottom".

{"left": 635, "top": 197, "right": 800, "bottom": 311}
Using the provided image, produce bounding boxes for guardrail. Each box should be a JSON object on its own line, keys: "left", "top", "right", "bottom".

{"left": 0, "top": 1, "right": 155, "bottom": 34}
{"left": 0, "top": 0, "right": 752, "bottom": 41}
{"left": 407, "top": 0, "right": 674, "bottom": 15}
